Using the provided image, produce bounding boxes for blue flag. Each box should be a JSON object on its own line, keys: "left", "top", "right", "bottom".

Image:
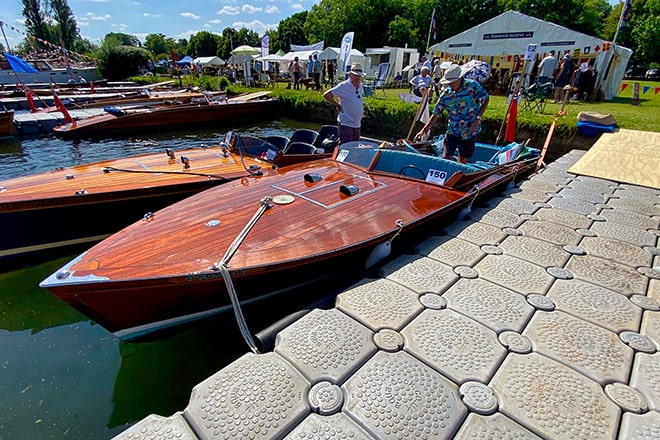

{"left": 618, "top": 0, "right": 632, "bottom": 31}
{"left": 3, "top": 52, "right": 38, "bottom": 73}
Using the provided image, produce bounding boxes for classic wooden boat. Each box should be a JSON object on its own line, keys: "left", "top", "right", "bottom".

{"left": 0, "top": 109, "right": 13, "bottom": 136}
{"left": 25, "top": 87, "right": 228, "bottom": 113}
{"left": 52, "top": 91, "right": 278, "bottom": 138}
{"left": 40, "top": 139, "right": 539, "bottom": 338}
{"left": 0, "top": 128, "right": 338, "bottom": 265}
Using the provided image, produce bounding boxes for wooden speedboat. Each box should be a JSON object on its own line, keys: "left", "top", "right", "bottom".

{"left": 40, "top": 139, "right": 539, "bottom": 338}
{"left": 0, "top": 128, "right": 337, "bottom": 265}
{"left": 52, "top": 92, "right": 278, "bottom": 138}
{"left": 25, "top": 87, "right": 228, "bottom": 113}
{"left": 0, "top": 109, "right": 13, "bottom": 136}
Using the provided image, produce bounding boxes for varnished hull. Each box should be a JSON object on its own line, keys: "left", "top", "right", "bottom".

{"left": 0, "top": 110, "right": 13, "bottom": 136}
{"left": 40, "top": 137, "right": 539, "bottom": 337}
{"left": 41, "top": 151, "right": 532, "bottom": 336}
{"left": 0, "top": 144, "right": 281, "bottom": 264}
{"left": 53, "top": 98, "right": 278, "bottom": 138}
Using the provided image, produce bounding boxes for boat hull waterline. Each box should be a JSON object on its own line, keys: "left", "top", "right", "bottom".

{"left": 41, "top": 140, "right": 536, "bottom": 336}
{"left": 53, "top": 96, "right": 278, "bottom": 138}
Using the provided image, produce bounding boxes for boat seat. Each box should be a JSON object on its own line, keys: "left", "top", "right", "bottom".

{"left": 265, "top": 135, "right": 289, "bottom": 151}
{"left": 284, "top": 142, "right": 317, "bottom": 155}
{"left": 238, "top": 135, "right": 280, "bottom": 159}
{"left": 373, "top": 149, "right": 480, "bottom": 183}
{"left": 431, "top": 135, "right": 504, "bottom": 164}
{"left": 313, "top": 125, "right": 339, "bottom": 148}
{"left": 289, "top": 129, "right": 318, "bottom": 145}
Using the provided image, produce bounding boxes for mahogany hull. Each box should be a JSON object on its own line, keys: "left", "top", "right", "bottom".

{"left": 0, "top": 110, "right": 13, "bottom": 136}
{"left": 40, "top": 156, "right": 522, "bottom": 336}
{"left": 53, "top": 98, "right": 279, "bottom": 138}
{"left": 0, "top": 144, "right": 281, "bottom": 264}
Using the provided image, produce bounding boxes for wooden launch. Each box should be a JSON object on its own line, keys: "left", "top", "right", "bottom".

{"left": 0, "top": 129, "right": 337, "bottom": 264}
{"left": 40, "top": 139, "right": 539, "bottom": 338}
{"left": 0, "top": 109, "right": 13, "bottom": 136}
{"left": 52, "top": 92, "right": 278, "bottom": 138}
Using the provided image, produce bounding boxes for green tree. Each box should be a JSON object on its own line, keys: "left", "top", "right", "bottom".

{"left": 144, "top": 33, "right": 178, "bottom": 57}
{"left": 573, "top": 0, "right": 612, "bottom": 38}
{"left": 103, "top": 32, "right": 141, "bottom": 47}
{"left": 21, "top": 0, "right": 48, "bottom": 50}
{"left": 386, "top": 15, "right": 419, "bottom": 48}
{"left": 49, "top": 0, "right": 78, "bottom": 50}
{"left": 97, "top": 44, "right": 152, "bottom": 80}
{"left": 631, "top": 0, "right": 660, "bottom": 65}
{"left": 274, "top": 12, "right": 309, "bottom": 51}
{"left": 188, "top": 31, "right": 220, "bottom": 58}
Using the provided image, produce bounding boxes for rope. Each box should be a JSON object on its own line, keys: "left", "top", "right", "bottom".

{"left": 102, "top": 166, "right": 233, "bottom": 182}
{"left": 219, "top": 264, "right": 259, "bottom": 353}
{"left": 210, "top": 196, "right": 273, "bottom": 353}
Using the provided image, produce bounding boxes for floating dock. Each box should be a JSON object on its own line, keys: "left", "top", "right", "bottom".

{"left": 113, "top": 144, "right": 659, "bottom": 439}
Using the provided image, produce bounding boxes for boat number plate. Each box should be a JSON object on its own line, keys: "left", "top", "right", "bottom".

{"left": 272, "top": 195, "right": 295, "bottom": 205}
{"left": 426, "top": 168, "right": 447, "bottom": 185}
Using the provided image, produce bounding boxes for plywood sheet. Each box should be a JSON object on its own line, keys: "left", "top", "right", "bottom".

{"left": 568, "top": 129, "right": 660, "bottom": 190}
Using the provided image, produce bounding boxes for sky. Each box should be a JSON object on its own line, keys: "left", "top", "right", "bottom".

{"left": 1, "top": 0, "right": 320, "bottom": 48}
{"left": 1, "top": 0, "right": 622, "bottom": 50}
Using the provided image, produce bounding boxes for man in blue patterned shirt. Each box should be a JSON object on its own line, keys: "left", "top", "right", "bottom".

{"left": 414, "top": 64, "right": 489, "bottom": 164}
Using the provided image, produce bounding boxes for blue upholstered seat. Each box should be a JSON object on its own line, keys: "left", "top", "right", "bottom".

{"left": 372, "top": 150, "right": 479, "bottom": 183}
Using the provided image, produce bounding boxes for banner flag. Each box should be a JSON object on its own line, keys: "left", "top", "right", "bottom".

{"left": 53, "top": 92, "right": 75, "bottom": 125}
{"left": 338, "top": 32, "right": 354, "bottom": 73}
{"left": 291, "top": 41, "right": 324, "bottom": 52}
{"left": 504, "top": 93, "right": 518, "bottom": 143}
{"left": 261, "top": 35, "right": 270, "bottom": 71}
{"left": 618, "top": 0, "right": 632, "bottom": 31}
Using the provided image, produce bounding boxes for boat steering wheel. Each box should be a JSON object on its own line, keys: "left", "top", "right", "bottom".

{"left": 399, "top": 165, "right": 426, "bottom": 178}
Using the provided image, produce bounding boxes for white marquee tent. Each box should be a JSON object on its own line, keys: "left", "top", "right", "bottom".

{"left": 429, "top": 10, "right": 632, "bottom": 100}
{"left": 192, "top": 56, "right": 225, "bottom": 67}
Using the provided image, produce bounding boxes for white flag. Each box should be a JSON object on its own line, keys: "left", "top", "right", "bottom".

{"left": 338, "top": 32, "right": 354, "bottom": 73}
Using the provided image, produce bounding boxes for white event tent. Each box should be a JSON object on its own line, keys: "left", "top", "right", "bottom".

{"left": 429, "top": 10, "right": 632, "bottom": 100}
{"left": 192, "top": 56, "right": 225, "bottom": 68}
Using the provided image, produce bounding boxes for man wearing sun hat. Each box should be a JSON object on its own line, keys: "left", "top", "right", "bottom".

{"left": 323, "top": 62, "right": 365, "bottom": 145}
{"left": 414, "top": 63, "right": 489, "bottom": 164}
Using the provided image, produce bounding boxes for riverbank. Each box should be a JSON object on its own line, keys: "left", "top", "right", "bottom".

{"left": 131, "top": 74, "right": 660, "bottom": 162}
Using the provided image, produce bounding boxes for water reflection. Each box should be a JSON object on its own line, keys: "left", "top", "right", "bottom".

{"left": 0, "top": 118, "right": 341, "bottom": 439}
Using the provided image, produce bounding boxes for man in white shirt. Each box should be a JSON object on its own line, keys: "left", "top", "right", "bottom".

{"left": 323, "top": 62, "right": 365, "bottom": 145}
{"left": 537, "top": 50, "right": 557, "bottom": 85}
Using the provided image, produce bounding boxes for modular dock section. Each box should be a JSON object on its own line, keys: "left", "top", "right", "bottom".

{"left": 114, "top": 149, "right": 659, "bottom": 440}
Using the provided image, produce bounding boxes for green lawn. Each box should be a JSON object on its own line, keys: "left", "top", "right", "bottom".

{"left": 375, "top": 80, "right": 660, "bottom": 134}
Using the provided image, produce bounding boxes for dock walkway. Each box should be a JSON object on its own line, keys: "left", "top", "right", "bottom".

{"left": 114, "top": 149, "right": 659, "bottom": 440}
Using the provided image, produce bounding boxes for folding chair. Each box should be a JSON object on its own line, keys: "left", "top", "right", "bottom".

{"left": 368, "top": 63, "right": 391, "bottom": 98}
{"left": 521, "top": 82, "right": 552, "bottom": 114}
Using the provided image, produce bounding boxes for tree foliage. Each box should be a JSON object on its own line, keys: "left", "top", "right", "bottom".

{"left": 188, "top": 31, "right": 220, "bottom": 58}
{"left": 21, "top": 0, "right": 48, "bottom": 48}
{"left": 274, "top": 12, "right": 309, "bottom": 51}
{"left": 49, "top": 0, "right": 77, "bottom": 49}
{"left": 97, "top": 44, "right": 152, "bottom": 80}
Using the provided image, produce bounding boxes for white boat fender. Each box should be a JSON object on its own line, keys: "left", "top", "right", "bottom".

{"left": 366, "top": 219, "right": 404, "bottom": 269}
{"left": 458, "top": 184, "right": 481, "bottom": 220}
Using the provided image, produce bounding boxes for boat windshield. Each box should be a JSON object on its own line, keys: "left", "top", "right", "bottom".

{"left": 334, "top": 139, "right": 382, "bottom": 169}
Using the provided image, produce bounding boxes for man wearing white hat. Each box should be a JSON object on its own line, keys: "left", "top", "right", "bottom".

{"left": 323, "top": 62, "right": 365, "bottom": 145}
{"left": 414, "top": 63, "right": 489, "bottom": 164}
